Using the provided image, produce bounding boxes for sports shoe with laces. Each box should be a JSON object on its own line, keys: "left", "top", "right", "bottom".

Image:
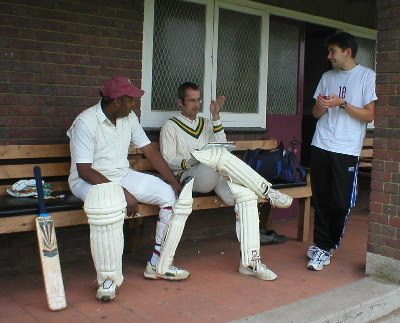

{"left": 307, "top": 247, "right": 331, "bottom": 271}
{"left": 144, "top": 262, "right": 190, "bottom": 281}
{"left": 265, "top": 188, "right": 293, "bottom": 208}
{"left": 239, "top": 259, "right": 277, "bottom": 281}
{"left": 307, "top": 245, "right": 333, "bottom": 259}
{"left": 307, "top": 245, "right": 320, "bottom": 258}
{"left": 96, "top": 279, "right": 116, "bottom": 301}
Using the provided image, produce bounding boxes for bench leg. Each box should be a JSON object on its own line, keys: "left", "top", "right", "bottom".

{"left": 297, "top": 197, "right": 311, "bottom": 242}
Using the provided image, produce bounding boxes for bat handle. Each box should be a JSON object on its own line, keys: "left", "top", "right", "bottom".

{"left": 33, "top": 166, "right": 47, "bottom": 216}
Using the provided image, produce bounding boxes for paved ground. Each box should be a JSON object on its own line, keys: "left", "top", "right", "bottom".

{"left": 0, "top": 208, "right": 376, "bottom": 322}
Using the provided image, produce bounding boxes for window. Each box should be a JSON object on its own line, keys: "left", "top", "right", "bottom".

{"left": 141, "top": 0, "right": 268, "bottom": 127}
{"left": 141, "top": 0, "right": 377, "bottom": 128}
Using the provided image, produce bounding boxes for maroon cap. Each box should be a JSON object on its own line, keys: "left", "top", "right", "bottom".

{"left": 100, "top": 76, "right": 145, "bottom": 99}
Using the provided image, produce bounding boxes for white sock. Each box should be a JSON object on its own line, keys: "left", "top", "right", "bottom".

{"left": 150, "top": 244, "right": 161, "bottom": 267}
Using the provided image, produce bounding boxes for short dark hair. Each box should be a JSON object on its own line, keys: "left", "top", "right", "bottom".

{"left": 325, "top": 32, "right": 358, "bottom": 58}
{"left": 177, "top": 82, "right": 200, "bottom": 101}
{"left": 99, "top": 91, "right": 114, "bottom": 105}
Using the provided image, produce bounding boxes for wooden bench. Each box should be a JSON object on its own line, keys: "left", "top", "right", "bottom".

{"left": 0, "top": 140, "right": 312, "bottom": 251}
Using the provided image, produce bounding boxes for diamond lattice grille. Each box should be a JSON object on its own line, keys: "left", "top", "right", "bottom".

{"left": 355, "top": 36, "right": 376, "bottom": 71}
{"left": 267, "top": 21, "right": 299, "bottom": 115}
{"left": 152, "top": 0, "right": 206, "bottom": 112}
{"left": 216, "top": 8, "right": 261, "bottom": 113}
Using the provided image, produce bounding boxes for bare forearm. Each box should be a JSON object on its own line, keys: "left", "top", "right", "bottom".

{"left": 342, "top": 101, "right": 375, "bottom": 123}
{"left": 76, "top": 163, "right": 110, "bottom": 185}
{"left": 141, "top": 144, "right": 180, "bottom": 186}
{"left": 312, "top": 104, "right": 327, "bottom": 119}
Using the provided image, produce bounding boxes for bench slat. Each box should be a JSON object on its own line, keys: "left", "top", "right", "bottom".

{"left": 359, "top": 161, "right": 372, "bottom": 168}
{"left": 234, "top": 140, "right": 277, "bottom": 150}
{"left": 363, "top": 138, "right": 373, "bottom": 147}
{"left": 0, "top": 162, "right": 71, "bottom": 180}
{"left": 360, "top": 148, "right": 373, "bottom": 158}
{"left": 0, "top": 144, "right": 70, "bottom": 159}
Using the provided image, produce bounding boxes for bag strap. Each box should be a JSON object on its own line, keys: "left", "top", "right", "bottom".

{"left": 244, "top": 148, "right": 263, "bottom": 169}
{"left": 291, "top": 151, "right": 306, "bottom": 182}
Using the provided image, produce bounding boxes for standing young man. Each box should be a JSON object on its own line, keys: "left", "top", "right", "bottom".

{"left": 160, "top": 82, "right": 292, "bottom": 281}
{"left": 307, "top": 32, "right": 377, "bottom": 270}
{"left": 68, "top": 76, "right": 193, "bottom": 301}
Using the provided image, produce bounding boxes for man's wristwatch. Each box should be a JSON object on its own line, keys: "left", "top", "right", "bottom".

{"left": 339, "top": 101, "right": 347, "bottom": 109}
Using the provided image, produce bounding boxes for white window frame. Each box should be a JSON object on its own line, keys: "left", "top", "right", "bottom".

{"left": 141, "top": 0, "right": 377, "bottom": 128}
{"left": 141, "top": 0, "right": 269, "bottom": 128}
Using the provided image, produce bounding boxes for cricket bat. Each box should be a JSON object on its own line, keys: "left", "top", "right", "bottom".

{"left": 33, "top": 166, "right": 67, "bottom": 311}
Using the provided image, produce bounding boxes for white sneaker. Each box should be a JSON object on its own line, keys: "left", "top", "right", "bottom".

{"left": 96, "top": 279, "right": 116, "bottom": 301}
{"left": 144, "top": 262, "right": 190, "bottom": 281}
{"left": 307, "top": 245, "right": 319, "bottom": 258}
{"left": 307, "top": 248, "right": 331, "bottom": 271}
{"left": 265, "top": 188, "right": 293, "bottom": 208}
{"left": 239, "top": 260, "right": 277, "bottom": 281}
{"left": 307, "top": 245, "right": 333, "bottom": 259}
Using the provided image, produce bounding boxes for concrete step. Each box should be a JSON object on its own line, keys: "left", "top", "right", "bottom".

{"left": 230, "top": 276, "right": 400, "bottom": 323}
{"left": 371, "top": 307, "right": 400, "bottom": 322}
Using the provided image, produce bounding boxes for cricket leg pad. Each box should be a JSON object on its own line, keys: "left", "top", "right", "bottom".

{"left": 227, "top": 181, "right": 260, "bottom": 268}
{"left": 192, "top": 147, "right": 271, "bottom": 199}
{"left": 84, "top": 182, "right": 127, "bottom": 286}
{"left": 156, "top": 178, "right": 194, "bottom": 275}
{"left": 192, "top": 147, "right": 293, "bottom": 208}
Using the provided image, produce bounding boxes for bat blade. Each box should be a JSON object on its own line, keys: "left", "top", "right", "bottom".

{"left": 34, "top": 166, "right": 67, "bottom": 311}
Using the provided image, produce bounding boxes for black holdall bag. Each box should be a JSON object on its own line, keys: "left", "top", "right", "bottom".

{"left": 243, "top": 141, "right": 306, "bottom": 187}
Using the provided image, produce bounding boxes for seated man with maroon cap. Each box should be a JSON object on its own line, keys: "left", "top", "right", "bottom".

{"left": 67, "top": 76, "right": 194, "bottom": 301}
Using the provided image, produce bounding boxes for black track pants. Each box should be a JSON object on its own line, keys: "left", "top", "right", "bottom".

{"left": 310, "top": 146, "right": 359, "bottom": 251}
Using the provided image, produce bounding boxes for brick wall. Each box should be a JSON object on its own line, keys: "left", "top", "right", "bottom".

{"left": 0, "top": 0, "right": 145, "bottom": 144}
{"left": 0, "top": 0, "right": 377, "bottom": 145}
{"left": 366, "top": 0, "right": 400, "bottom": 283}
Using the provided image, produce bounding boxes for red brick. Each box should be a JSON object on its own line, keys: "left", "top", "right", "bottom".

{"left": 0, "top": 106, "right": 10, "bottom": 116}
{"left": 368, "top": 222, "right": 382, "bottom": 234}
{"left": 389, "top": 216, "right": 400, "bottom": 228}
{"left": 371, "top": 180, "right": 384, "bottom": 192}
{"left": 395, "top": 250, "right": 400, "bottom": 261}
{"left": 376, "top": 84, "right": 396, "bottom": 95}
{"left": 382, "top": 224, "right": 397, "bottom": 238}
{"left": 393, "top": 195, "right": 400, "bottom": 206}
{"left": 370, "top": 211, "right": 390, "bottom": 225}
{"left": 388, "top": 73, "right": 400, "bottom": 84}
{"left": 369, "top": 201, "right": 384, "bottom": 213}
{"left": 384, "top": 183, "right": 399, "bottom": 194}
{"left": 367, "top": 242, "right": 381, "bottom": 254}
{"left": 368, "top": 233, "right": 386, "bottom": 245}
{"left": 381, "top": 246, "right": 396, "bottom": 258}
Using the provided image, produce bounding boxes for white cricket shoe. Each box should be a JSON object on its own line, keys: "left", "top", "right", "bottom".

{"left": 239, "top": 259, "right": 277, "bottom": 281}
{"left": 265, "top": 187, "right": 293, "bottom": 208}
{"left": 144, "top": 262, "right": 190, "bottom": 281}
{"left": 96, "top": 279, "right": 116, "bottom": 301}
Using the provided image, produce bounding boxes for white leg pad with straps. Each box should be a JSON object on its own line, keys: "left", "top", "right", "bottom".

{"left": 191, "top": 147, "right": 272, "bottom": 199}
{"left": 227, "top": 181, "right": 260, "bottom": 267}
{"left": 191, "top": 147, "right": 293, "bottom": 208}
{"left": 156, "top": 178, "right": 194, "bottom": 275}
{"left": 84, "top": 182, "right": 127, "bottom": 286}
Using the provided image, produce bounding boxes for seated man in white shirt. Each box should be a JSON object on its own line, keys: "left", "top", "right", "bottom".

{"left": 67, "top": 76, "right": 193, "bottom": 301}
